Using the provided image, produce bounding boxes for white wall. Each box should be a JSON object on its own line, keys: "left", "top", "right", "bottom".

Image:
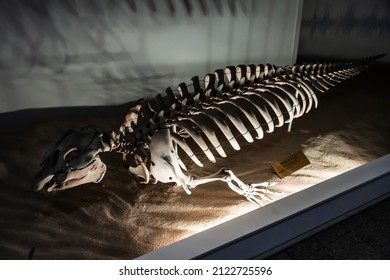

{"left": 298, "top": 0, "right": 390, "bottom": 62}
{"left": 0, "top": 0, "right": 303, "bottom": 113}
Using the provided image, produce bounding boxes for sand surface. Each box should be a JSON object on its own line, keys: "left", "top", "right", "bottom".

{"left": 0, "top": 64, "right": 389, "bottom": 259}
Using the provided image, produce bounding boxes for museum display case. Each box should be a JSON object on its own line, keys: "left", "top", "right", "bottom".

{"left": 0, "top": 0, "right": 388, "bottom": 260}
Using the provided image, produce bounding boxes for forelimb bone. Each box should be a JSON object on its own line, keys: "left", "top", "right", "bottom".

{"left": 185, "top": 168, "right": 281, "bottom": 206}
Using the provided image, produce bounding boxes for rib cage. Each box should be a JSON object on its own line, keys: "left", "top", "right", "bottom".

{"left": 120, "top": 55, "right": 383, "bottom": 167}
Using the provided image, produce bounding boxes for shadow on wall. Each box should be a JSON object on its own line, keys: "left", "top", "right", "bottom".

{"left": 298, "top": 0, "right": 390, "bottom": 61}
{"left": 0, "top": 0, "right": 259, "bottom": 71}
{"left": 0, "top": 0, "right": 300, "bottom": 113}
{"left": 0, "top": 0, "right": 268, "bottom": 79}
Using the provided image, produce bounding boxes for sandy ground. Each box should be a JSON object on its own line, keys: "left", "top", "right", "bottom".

{"left": 0, "top": 63, "right": 389, "bottom": 259}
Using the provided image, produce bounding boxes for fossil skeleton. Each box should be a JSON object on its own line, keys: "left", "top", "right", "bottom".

{"left": 32, "top": 55, "right": 384, "bottom": 205}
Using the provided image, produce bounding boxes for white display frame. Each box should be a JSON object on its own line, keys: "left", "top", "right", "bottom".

{"left": 138, "top": 153, "right": 390, "bottom": 259}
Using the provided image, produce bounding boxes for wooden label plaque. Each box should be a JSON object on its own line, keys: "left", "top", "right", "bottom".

{"left": 272, "top": 150, "right": 310, "bottom": 178}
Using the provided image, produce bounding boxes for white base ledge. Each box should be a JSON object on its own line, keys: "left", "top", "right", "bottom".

{"left": 138, "top": 154, "right": 390, "bottom": 260}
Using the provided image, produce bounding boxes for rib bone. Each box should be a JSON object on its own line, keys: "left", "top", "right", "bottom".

{"left": 33, "top": 54, "right": 385, "bottom": 206}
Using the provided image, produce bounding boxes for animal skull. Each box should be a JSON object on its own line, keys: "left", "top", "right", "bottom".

{"left": 32, "top": 125, "right": 113, "bottom": 192}
{"left": 31, "top": 55, "right": 382, "bottom": 204}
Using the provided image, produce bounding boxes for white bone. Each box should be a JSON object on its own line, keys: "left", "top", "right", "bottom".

{"left": 317, "top": 74, "right": 335, "bottom": 87}
{"left": 208, "top": 105, "right": 254, "bottom": 143}
{"left": 253, "top": 89, "right": 285, "bottom": 127}
{"left": 297, "top": 77, "right": 319, "bottom": 108}
{"left": 176, "top": 120, "right": 216, "bottom": 163}
{"left": 146, "top": 129, "right": 282, "bottom": 205}
{"left": 121, "top": 102, "right": 142, "bottom": 133}
{"left": 264, "top": 85, "right": 295, "bottom": 123}
{"left": 311, "top": 74, "right": 329, "bottom": 90}
{"left": 272, "top": 82, "right": 304, "bottom": 117}
{"left": 149, "top": 129, "right": 190, "bottom": 193}
{"left": 240, "top": 93, "right": 275, "bottom": 133}
{"left": 177, "top": 157, "right": 187, "bottom": 171}
{"left": 291, "top": 77, "right": 315, "bottom": 113}
{"left": 194, "top": 110, "right": 241, "bottom": 151}
{"left": 33, "top": 56, "right": 378, "bottom": 205}
{"left": 179, "top": 115, "right": 227, "bottom": 158}
{"left": 222, "top": 98, "right": 264, "bottom": 139}
{"left": 170, "top": 132, "right": 203, "bottom": 167}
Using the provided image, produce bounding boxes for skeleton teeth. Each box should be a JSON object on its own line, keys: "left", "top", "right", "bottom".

{"left": 36, "top": 54, "right": 383, "bottom": 203}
